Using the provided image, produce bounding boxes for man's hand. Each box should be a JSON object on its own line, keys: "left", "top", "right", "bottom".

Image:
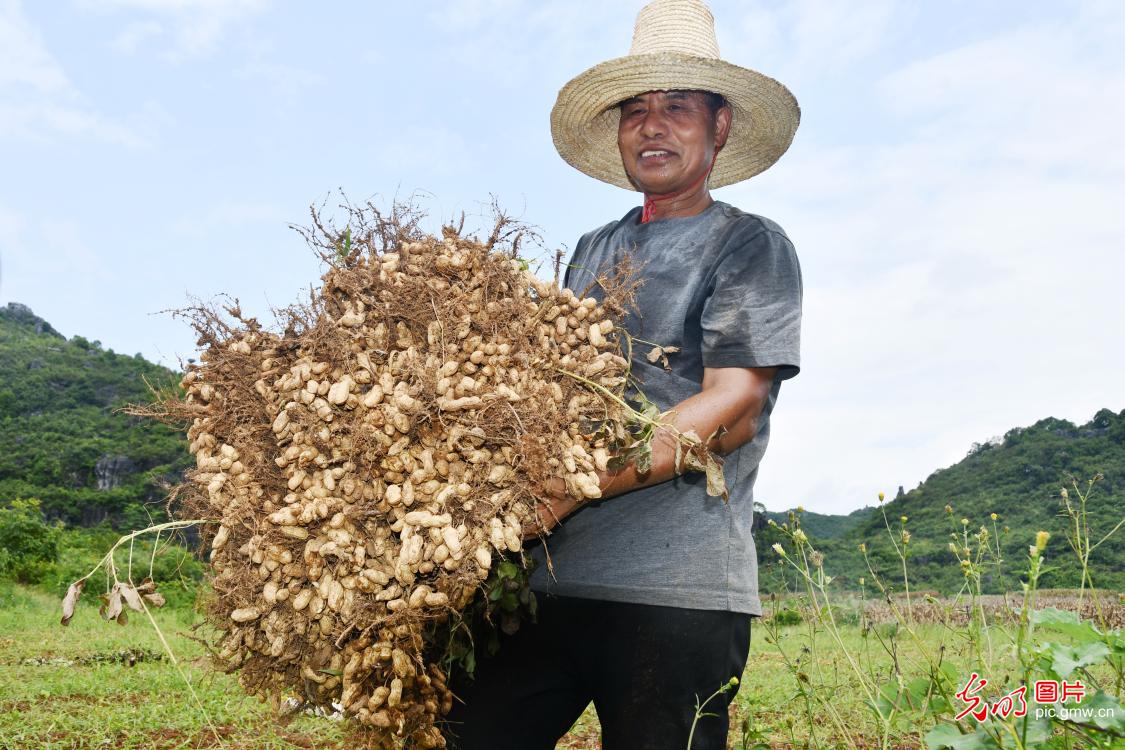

{"left": 522, "top": 477, "right": 582, "bottom": 539}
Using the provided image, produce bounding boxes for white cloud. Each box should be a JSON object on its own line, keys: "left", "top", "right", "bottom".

{"left": 0, "top": 215, "right": 109, "bottom": 322}
{"left": 880, "top": 24, "right": 1125, "bottom": 176}
{"left": 171, "top": 201, "right": 287, "bottom": 238}
{"left": 0, "top": 101, "right": 147, "bottom": 145}
{"left": 725, "top": 0, "right": 908, "bottom": 77}
{"left": 0, "top": 206, "right": 25, "bottom": 298}
{"left": 0, "top": 0, "right": 69, "bottom": 91}
{"left": 724, "top": 2, "right": 1125, "bottom": 513}
{"left": 419, "top": 0, "right": 628, "bottom": 88}
{"left": 425, "top": 0, "right": 519, "bottom": 32}
{"left": 109, "top": 19, "right": 164, "bottom": 53}
{"left": 84, "top": 0, "right": 269, "bottom": 58}
{"left": 0, "top": 0, "right": 146, "bottom": 146}
{"left": 237, "top": 59, "right": 322, "bottom": 107}
{"left": 370, "top": 126, "right": 474, "bottom": 181}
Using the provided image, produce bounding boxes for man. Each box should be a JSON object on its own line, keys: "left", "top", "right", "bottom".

{"left": 445, "top": 1, "right": 801, "bottom": 748}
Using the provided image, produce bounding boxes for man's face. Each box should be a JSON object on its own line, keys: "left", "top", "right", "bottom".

{"left": 617, "top": 90, "right": 731, "bottom": 196}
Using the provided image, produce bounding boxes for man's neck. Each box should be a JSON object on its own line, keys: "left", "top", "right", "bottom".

{"left": 641, "top": 186, "right": 714, "bottom": 223}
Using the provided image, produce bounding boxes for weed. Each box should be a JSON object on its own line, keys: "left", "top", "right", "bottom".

{"left": 752, "top": 476, "right": 1124, "bottom": 749}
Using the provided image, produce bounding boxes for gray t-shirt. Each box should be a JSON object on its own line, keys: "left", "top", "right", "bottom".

{"left": 529, "top": 200, "right": 802, "bottom": 616}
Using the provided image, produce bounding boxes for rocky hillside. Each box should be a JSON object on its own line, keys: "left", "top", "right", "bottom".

{"left": 0, "top": 303, "right": 188, "bottom": 528}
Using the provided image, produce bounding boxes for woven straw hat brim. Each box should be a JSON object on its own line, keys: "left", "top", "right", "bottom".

{"left": 551, "top": 52, "right": 800, "bottom": 190}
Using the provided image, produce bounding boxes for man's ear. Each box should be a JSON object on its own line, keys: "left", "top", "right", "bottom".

{"left": 714, "top": 105, "right": 733, "bottom": 151}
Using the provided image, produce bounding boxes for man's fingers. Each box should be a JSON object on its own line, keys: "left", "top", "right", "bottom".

{"left": 521, "top": 503, "right": 556, "bottom": 540}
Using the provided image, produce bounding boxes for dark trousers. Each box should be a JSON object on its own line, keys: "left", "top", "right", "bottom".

{"left": 443, "top": 595, "right": 751, "bottom": 750}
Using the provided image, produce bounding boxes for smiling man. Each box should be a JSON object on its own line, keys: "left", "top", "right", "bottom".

{"left": 444, "top": 2, "right": 802, "bottom": 748}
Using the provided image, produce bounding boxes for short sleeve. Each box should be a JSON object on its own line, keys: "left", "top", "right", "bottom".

{"left": 700, "top": 226, "right": 803, "bottom": 379}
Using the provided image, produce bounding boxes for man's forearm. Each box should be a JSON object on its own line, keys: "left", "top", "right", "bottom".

{"left": 527, "top": 366, "right": 778, "bottom": 536}
{"left": 600, "top": 366, "right": 778, "bottom": 499}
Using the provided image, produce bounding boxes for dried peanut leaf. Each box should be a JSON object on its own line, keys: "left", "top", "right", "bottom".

{"left": 61, "top": 580, "right": 85, "bottom": 626}
{"left": 120, "top": 584, "right": 145, "bottom": 612}
{"left": 101, "top": 584, "right": 124, "bottom": 623}
{"left": 705, "top": 457, "right": 728, "bottom": 501}
{"left": 681, "top": 443, "right": 708, "bottom": 474}
{"left": 645, "top": 344, "right": 680, "bottom": 370}
{"left": 135, "top": 577, "right": 156, "bottom": 594}
{"left": 142, "top": 592, "right": 167, "bottom": 608}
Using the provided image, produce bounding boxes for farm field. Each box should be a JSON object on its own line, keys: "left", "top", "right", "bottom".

{"left": 0, "top": 584, "right": 890, "bottom": 750}
{"left": 4, "top": 583, "right": 1117, "bottom": 750}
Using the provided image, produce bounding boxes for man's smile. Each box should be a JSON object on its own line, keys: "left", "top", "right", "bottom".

{"left": 638, "top": 148, "right": 676, "bottom": 163}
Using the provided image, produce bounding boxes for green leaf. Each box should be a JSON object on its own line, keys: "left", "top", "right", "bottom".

{"left": 904, "top": 676, "right": 931, "bottom": 703}
{"left": 1009, "top": 716, "right": 1052, "bottom": 746}
{"left": 318, "top": 668, "right": 342, "bottom": 676}
{"left": 634, "top": 444, "right": 652, "bottom": 475}
{"left": 335, "top": 226, "right": 352, "bottom": 261}
{"left": 1031, "top": 608, "right": 1101, "bottom": 640}
{"left": 873, "top": 684, "right": 896, "bottom": 722}
{"left": 1044, "top": 640, "right": 1110, "bottom": 678}
{"left": 497, "top": 560, "right": 519, "bottom": 580}
{"left": 462, "top": 648, "right": 476, "bottom": 677}
{"left": 924, "top": 724, "right": 999, "bottom": 750}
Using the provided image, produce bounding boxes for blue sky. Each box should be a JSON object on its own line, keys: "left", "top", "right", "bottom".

{"left": 2, "top": 0, "right": 1123, "bottom": 514}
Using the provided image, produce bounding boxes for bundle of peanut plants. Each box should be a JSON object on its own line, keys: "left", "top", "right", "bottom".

{"left": 62, "top": 200, "right": 711, "bottom": 749}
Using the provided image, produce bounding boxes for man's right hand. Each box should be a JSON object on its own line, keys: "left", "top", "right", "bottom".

{"left": 521, "top": 477, "right": 580, "bottom": 540}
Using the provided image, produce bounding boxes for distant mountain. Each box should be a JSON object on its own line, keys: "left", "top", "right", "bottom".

{"left": 763, "top": 506, "right": 872, "bottom": 540}
{"left": 0, "top": 303, "right": 189, "bottom": 527}
{"left": 758, "top": 409, "right": 1125, "bottom": 594}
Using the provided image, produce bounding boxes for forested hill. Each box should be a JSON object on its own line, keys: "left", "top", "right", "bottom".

{"left": 762, "top": 506, "right": 870, "bottom": 540}
{"left": 0, "top": 302, "right": 188, "bottom": 528}
{"left": 760, "top": 408, "right": 1125, "bottom": 593}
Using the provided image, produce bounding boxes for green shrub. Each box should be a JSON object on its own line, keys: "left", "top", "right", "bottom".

{"left": 773, "top": 606, "right": 803, "bottom": 626}
{"left": 0, "top": 498, "right": 62, "bottom": 583}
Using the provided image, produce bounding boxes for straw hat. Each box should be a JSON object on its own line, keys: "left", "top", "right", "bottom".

{"left": 551, "top": 0, "right": 800, "bottom": 190}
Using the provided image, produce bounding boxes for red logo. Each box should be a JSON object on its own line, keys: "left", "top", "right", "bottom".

{"left": 956, "top": 677, "right": 1085, "bottom": 722}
